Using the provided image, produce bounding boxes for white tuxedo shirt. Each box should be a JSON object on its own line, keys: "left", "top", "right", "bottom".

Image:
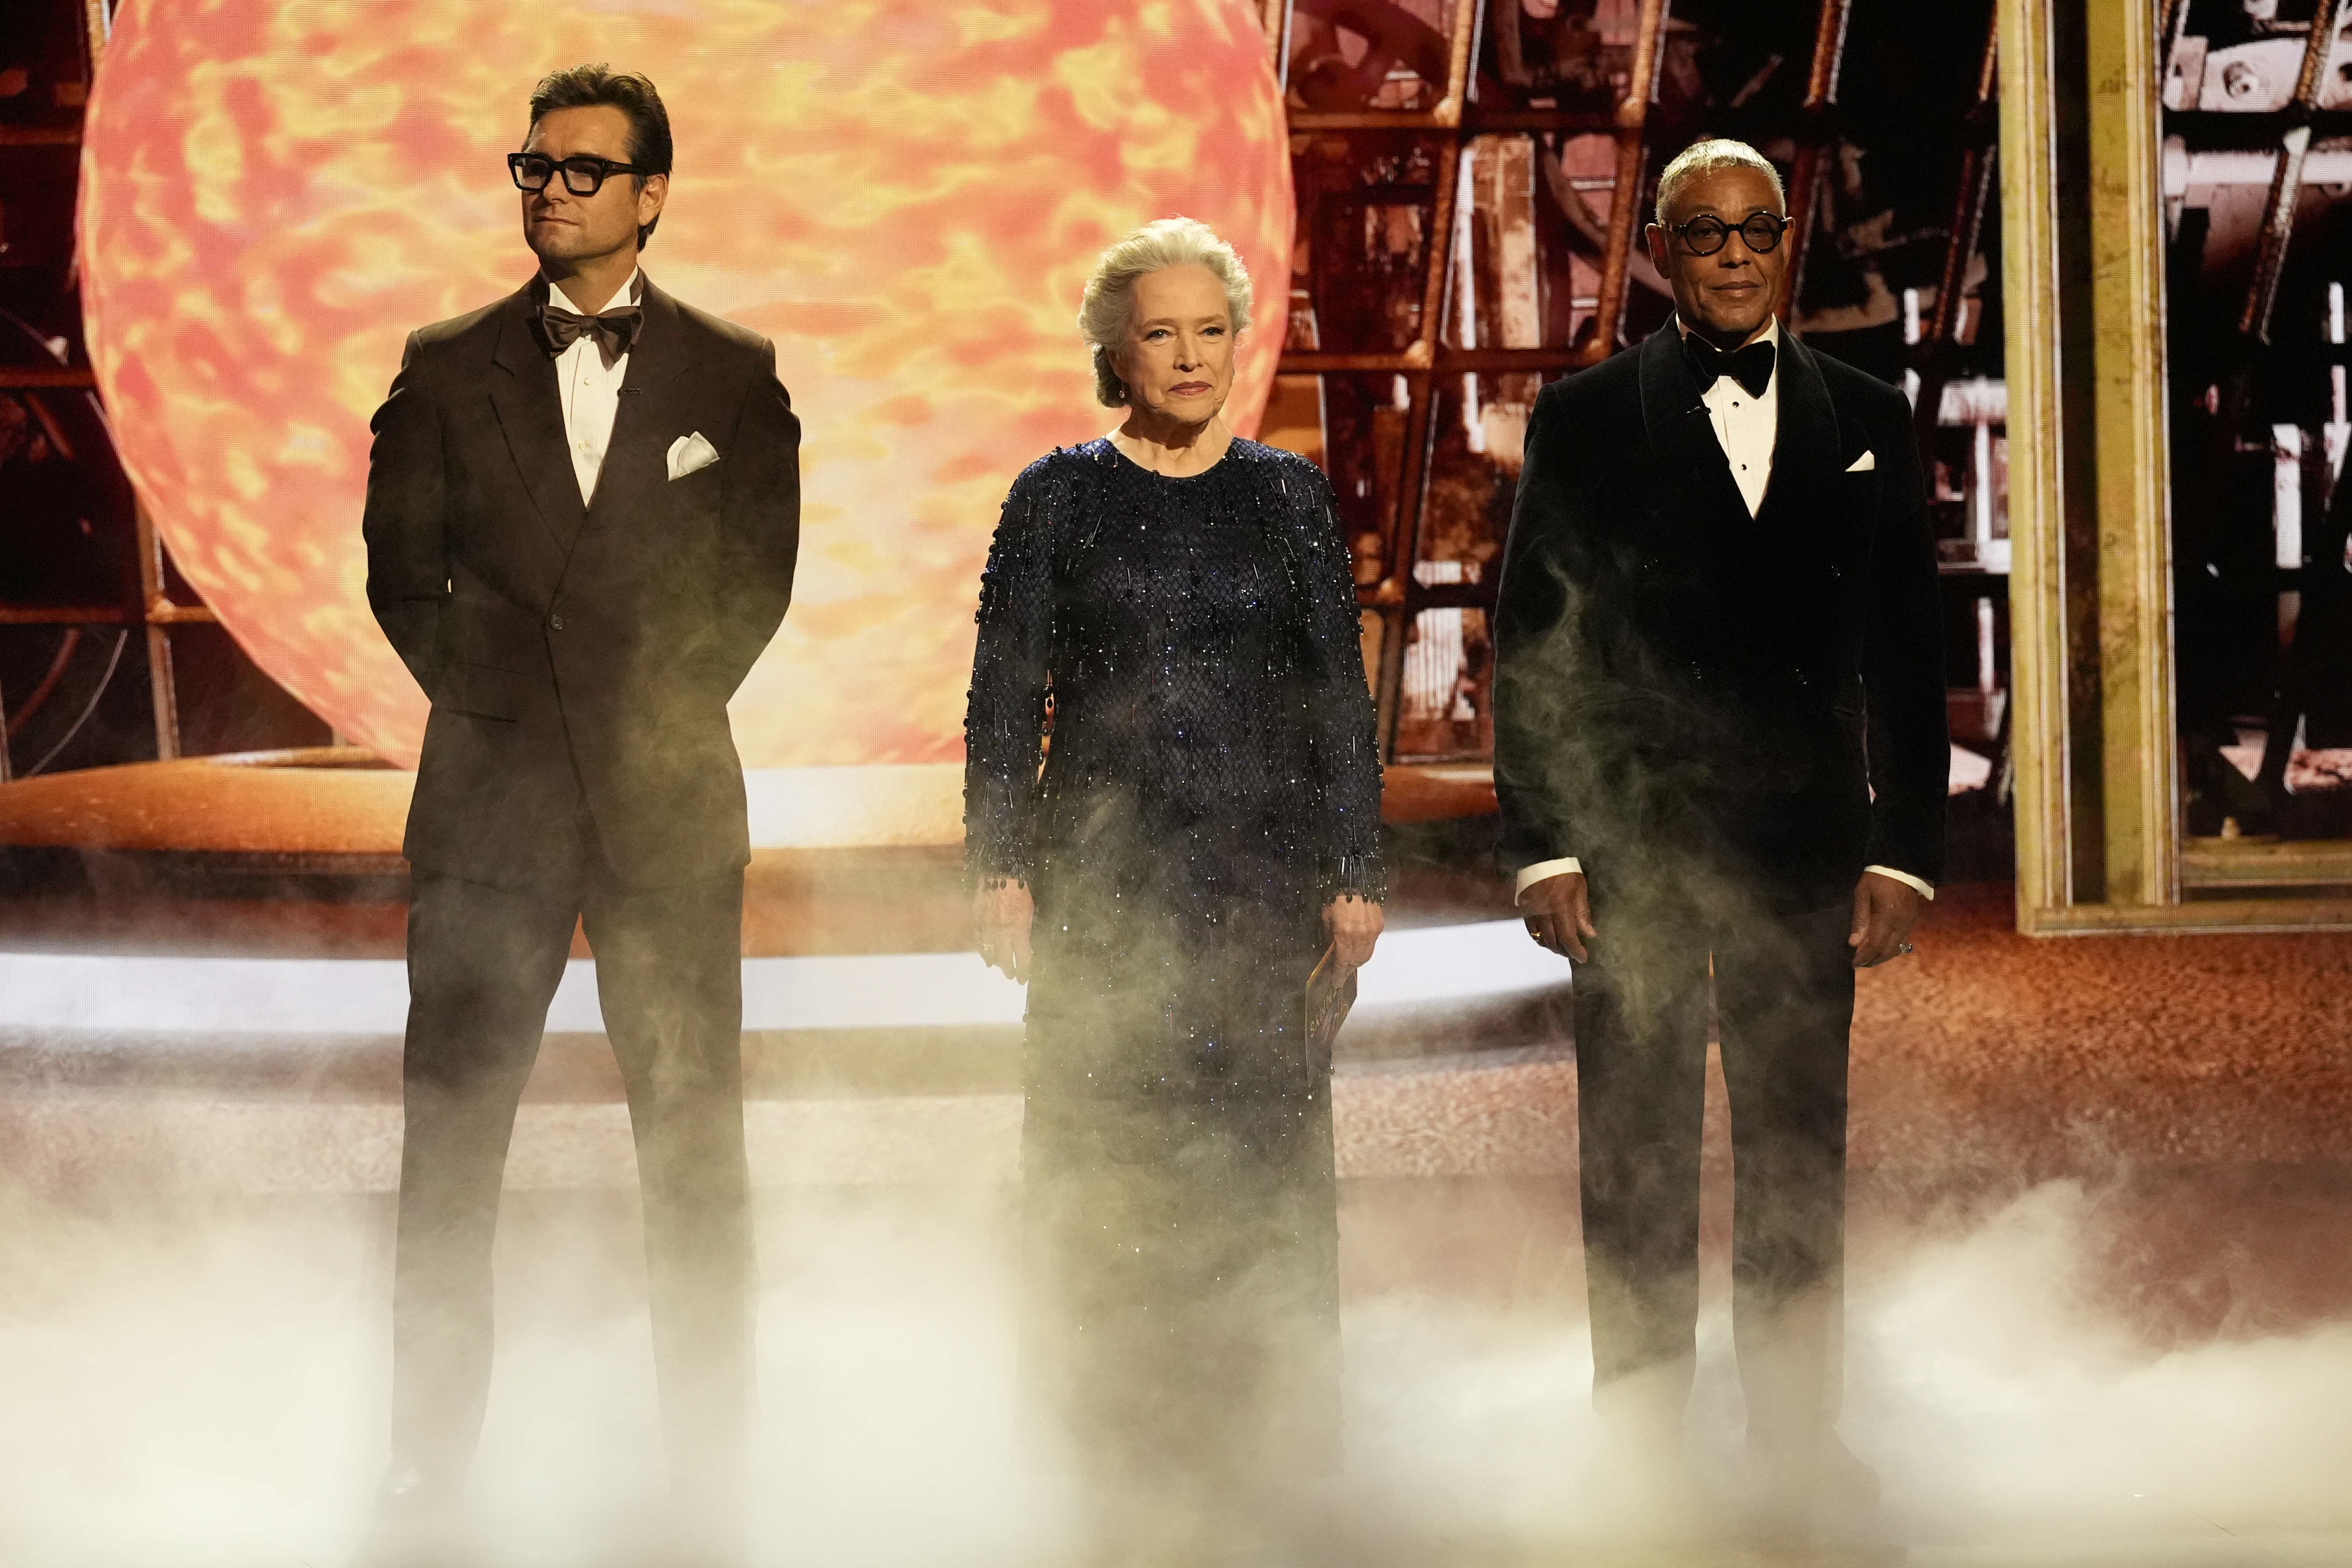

{"left": 548, "top": 267, "right": 641, "bottom": 505}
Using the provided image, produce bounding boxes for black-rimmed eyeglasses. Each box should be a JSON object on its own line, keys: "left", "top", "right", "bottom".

{"left": 508, "top": 152, "right": 652, "bottom": 197}
{"left": 1667, "top": 211, "right": 1792, "bottom": 257}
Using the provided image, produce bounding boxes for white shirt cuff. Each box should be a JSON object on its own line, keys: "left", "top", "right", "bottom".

{"left": 1514, "top": 856, "right": 1584, "bottom": 902}
{"left": 1864, "top": 864, "right": 1935, "bottom": 900}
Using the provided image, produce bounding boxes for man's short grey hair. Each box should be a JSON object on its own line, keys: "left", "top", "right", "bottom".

{"left": 1077, "top": 217, "right": 1254, "bottom": 408}
{"left": 1654, "top": 138, "right": 1786, "bottom": 224}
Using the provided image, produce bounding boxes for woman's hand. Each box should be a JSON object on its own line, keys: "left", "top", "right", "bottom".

{"left": 975, "top": 880, "right": 1034, "bottom": 982}
{"left": 1323, "top": 893, "right": 1383, "bottom": 972}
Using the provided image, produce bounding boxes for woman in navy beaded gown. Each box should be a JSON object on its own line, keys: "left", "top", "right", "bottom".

{"left": 962, "top": 218, "right": 1385, "bottom": 1553}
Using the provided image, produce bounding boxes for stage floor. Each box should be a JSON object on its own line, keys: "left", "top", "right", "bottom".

{"left": 2, "top": 857, "right": 2349, "bottom": 1564}
{"left": 2, "top": 877, "right": 2346, "bottom": 1190}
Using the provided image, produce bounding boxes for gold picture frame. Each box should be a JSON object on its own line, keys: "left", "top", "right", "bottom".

{"left": 2000, "top": 0, "right": 2352, "bottom": 933}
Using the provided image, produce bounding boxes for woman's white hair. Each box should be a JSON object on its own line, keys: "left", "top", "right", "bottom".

{"left": 1654, "top": 138, "right": 1786, "bottom": 223}
{"left": 1076, "top": 217, "right": 1254, "bottom": 408}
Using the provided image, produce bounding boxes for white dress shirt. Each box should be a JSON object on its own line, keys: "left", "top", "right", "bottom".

{"left": 1701, "top": 315, "right": 1779, "bottom": 517}
{"left": 1514, "top": 315, "right": 1935, "bottom": 907}
{"left": 549, "top": 268, "right": 641, "bottom": 506}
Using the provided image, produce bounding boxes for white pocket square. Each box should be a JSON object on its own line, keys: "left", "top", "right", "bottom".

{"left": 667, "top": 431, "right": 720, "bottom": 480}
{"left": 1845, "top": 450, "right": 1876, "bottom": 472}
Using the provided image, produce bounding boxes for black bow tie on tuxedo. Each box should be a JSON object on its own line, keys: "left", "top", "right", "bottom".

{"left": 536, "top": 301, "right": 642, "bottom": 367}
{"left": 1682, "top": 331, "right": 1776, "bottom": 399}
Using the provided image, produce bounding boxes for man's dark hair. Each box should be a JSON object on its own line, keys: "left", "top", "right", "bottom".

{"left": 527, "top": 64, "right": 672, "bottom": 248}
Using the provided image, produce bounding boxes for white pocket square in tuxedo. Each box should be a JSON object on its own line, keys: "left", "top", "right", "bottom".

{"left": 667, "top": 431, "right": 720, "bottom": 480}
{"left": 1845, "top": 450, "right": 1876, "bottom": 472}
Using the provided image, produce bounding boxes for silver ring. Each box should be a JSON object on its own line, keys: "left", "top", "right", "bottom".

{"left": 1898, "top": 941, "right": 1914, "bottom": 955}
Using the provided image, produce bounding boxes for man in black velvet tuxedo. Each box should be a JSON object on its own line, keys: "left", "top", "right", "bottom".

{"left": 1495, "top": 138, "right": 1946, "bottom": 1529}
{"left": 360, "top": 65, "right": 798, "bottom": 1550}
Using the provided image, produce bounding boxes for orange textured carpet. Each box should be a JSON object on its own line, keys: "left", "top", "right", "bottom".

{"left": 1850, "top": 883, "right": 2352, "bottom": 1176}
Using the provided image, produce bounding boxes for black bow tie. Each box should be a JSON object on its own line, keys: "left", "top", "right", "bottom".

{"left": 536, "top": 302, "right": 642, "bottom": 367}
{"left": 1683, "top": 331, "right": 1776, "bottom": 399}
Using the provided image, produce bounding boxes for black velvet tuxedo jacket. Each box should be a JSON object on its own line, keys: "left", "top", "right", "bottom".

{"left": 1492, "top": 324, "right": 1947, "bottom": 912}
{"left": 363, "top": 275, "right": 801, "bottom": 891}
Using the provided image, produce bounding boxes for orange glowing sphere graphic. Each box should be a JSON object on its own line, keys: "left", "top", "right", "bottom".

{"left": 79, "top": 1, "right": 1291, "bottom": 768}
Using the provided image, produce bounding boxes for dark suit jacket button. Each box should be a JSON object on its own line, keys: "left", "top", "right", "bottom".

{"left": 549, "top": 612, "right": 565, "bottom": 631}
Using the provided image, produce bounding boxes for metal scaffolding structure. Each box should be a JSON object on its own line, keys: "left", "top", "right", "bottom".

{"left": 1262, "top": 0, "right": 2002, "bottom": 764}
{"left": 0, "top": 0, "right": 235, "bottom": 777}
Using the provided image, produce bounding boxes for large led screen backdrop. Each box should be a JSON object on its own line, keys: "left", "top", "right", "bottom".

{"left": 77, "top": 0, "right": 1292, "bottom": 768}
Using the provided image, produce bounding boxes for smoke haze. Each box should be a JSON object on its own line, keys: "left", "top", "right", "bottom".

{"left": 2, "top": 1166, "right": 2348, "bottom": 1566}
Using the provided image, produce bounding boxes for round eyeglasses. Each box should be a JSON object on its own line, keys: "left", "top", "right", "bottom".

{"left": 1667, "top": 211, "right": 1792, "bottom": 257}
{"left": 508, "top": 152, "right": 653, "bottom": 197}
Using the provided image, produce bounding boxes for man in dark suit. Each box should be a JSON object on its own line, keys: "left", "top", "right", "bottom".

{"left": 1495, "top": 138, "right": 1946, "bottom": 1530}
{"left": 361, "top": 64, "right": 798, "bottom": 1549}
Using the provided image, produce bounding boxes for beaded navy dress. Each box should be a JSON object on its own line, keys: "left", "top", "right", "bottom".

{"left": 963, "top": 437, "right": 1384, "bottom": 1494}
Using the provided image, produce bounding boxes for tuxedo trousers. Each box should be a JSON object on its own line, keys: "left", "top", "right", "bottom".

{"left": 1570, "top": 897, "right": 1855, "bottom": 1439}
{"left": 391, "top": 837, "right": 753, "bottom": 1498}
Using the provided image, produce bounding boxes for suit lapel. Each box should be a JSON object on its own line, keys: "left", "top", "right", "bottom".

{"left": 1754, "top": 331, "right": 1841, "bottom": 535}
{"left": 486, "top": 279, "right": 587, "bottom": 560}
{"left": 1637, "top": 322, "right": 1749, "bottom": 536}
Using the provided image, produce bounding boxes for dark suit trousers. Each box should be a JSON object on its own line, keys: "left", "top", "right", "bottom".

{"left": 391, "top": 840, "right": 753, "bottom": 1497}
{"left": 1572, "top": 898, "right": 1855, "bottom": 1438}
